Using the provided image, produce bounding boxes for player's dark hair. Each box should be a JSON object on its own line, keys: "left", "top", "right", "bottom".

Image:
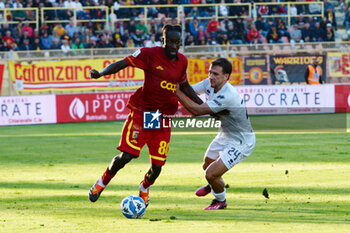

{"left": 162, "top": 24, "right": 182, "bottom": 36}
{"left": 212, "top": 58, "right": 232, "bottom": 77}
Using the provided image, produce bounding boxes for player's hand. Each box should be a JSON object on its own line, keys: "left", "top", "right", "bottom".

{"left": 90, "top": 69, "right": 101, "bottom": 79}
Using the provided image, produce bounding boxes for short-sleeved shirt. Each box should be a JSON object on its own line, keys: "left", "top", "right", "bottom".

{"left": 125, "top": 46, "right": 188, "bottom": 115}
{"left": 192, "top": 78, "right": 255, "bottom": 153}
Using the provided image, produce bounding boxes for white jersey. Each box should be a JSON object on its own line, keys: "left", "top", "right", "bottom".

{"left": 192, "top": 78, "right": 255, "bottom": 156}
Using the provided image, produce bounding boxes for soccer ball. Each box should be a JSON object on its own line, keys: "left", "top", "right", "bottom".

{"left": 120, "top": 195, "right": 146, "bottom": 219}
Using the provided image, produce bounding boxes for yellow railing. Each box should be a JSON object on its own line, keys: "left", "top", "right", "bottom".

{"left": 111, "top": 3, "right": 252, "bottom": 25}
{"left": 0, "top": 2, "right": 323, "bottom": 30}
{"left": 40, "top": 6, "right": 109, "bottom": 25}
{"left": 0, "top": 8, "right": 39, "bottom": 29}
{"left": 1, "top": 42, "right": 348, "bottom": 62}
{"left": 253, "top": 1, "right": 324, "bottom": 27}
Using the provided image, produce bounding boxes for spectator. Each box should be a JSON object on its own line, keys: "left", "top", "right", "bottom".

{"left": 1, "top": 23, "right": 11, "bottom": 37}
{"left": 290, "top": 4, "right": 298, "bottom": 25}
{"left": 189, "top": 17, "right": 204, "bottom": 38}
{"left": 247, "top": 24, "right": 262, "bottom": 44}
{"left": 267, "top": 25, "right": 283, "bottom": 43}
{"left": 19, "top": 30, "right": 32, "bottom": 45}
{"left": 115, "top": 37, "right": 124, "bottom": 48}
{"left": 32, "top": 37, "right": 43, "bottom": 50}
{"left": 71, "top": 37, "right": 85, "bottom": 54}
{"left": 219, "top": 34, "right": 230, "bottom": 45}
{"left": 128, "top": 19, "right": 137, "bottom": 35}
{"left": 290, "top": 24, "right": 304, "bottom": 50}
{"left": 345, "top": 8, "right": 350, "bottom": 32}
{"left": 220, "top": 16, "right": 233, "bottom": 33}
{"left": 82, "top": 28, "right": 92, "bottom": 48}
{"left": 61, "top": 39, "right": 71, "bottom": 55}
{"left": 136, "top": 20, "right": 148, "bottom": 37}
{"left": 258, "top": 4, "right": 269, "bottom": 16}
{"left": 325, "top": 8, "right": 337, "bottom": 30}
{"left": 3, "top": 30, "right": 15, "bottom": 49}
{"left": 50, "top": 38, "right": 61, "bottom": 50}
{"left": 87, "top": 37, "right": 99, "bottom": 49}
{"left": 19, "top": 38, "right": 32, "bottom": 51}
{"left": 234, "top": 18, "right": 246, "bottom": 43}
{"left": 131, "top": 29, "right": 145, "bottom": 47}
{"left": 145, "top": 35, "right": 161, "bottom": 47}
{"left": 185, "top": 34, "right": 195, "bottom": 46}
{"left": 65, "top": 20, "right": 79, "bottom": 38}
{"left": 324, "top": 0, "right": 335, "bottom": 13}
{"left": 302, "top": 23, "right": 313, "bottom": 42}
{"left": 230, "top": 0, "right": 246, "bottom": 17}
{"left": 269, "top": 0, "right": 280, "bottom": 15}
{"left": 276, "top": 18, "right": 291, "bottom": 42}
{"left": 207, "top": 16, "right": 220, "bottom": 38}
{"left": 53, "top": 23, "right": 65, "bottom": 37}
{"left": 61, "top": 30, "right": 71, "bottom": 43}
{"left": 219, "top": 0, "right": 229, "bottom": 17}
{"left": 41, "top": 31, "right": 53, "bottom": 49}
{"left": 227, "top": 24, "right": 243, "bottom": 44}
{"left": 255, "top": 15, "right": 268, "bottom": 38}
{"left": 325, "top": 23, "right": 335, "bottom": 41}
{"left": 126, "top": 37, "right": 135, "bottom": 48}
{"left": 12, "top": 6, "right": 27, "bottom": 22}
{"left": 196, "top": 25, "right": 207, "bottom": 45}
{"left": 313, "top": 22, "right": 326, "bottom": 42}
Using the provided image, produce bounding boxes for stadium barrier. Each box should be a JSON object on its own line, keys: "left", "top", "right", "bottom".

{"left": 3, "top": 46, "right": 350, "bottom": 96}
{"left": 253, "top": 1, "right": 324, "bottom": 27}
{"left": 1, "top": 84, "right": 349, "bottom": 126}
{"left": 0, "top": 7, "right": 39, "bottom": 29}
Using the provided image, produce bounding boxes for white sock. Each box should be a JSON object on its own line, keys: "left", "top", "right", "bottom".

{"left": 212, "top": 188, "right": 226, "bottom": 202}
{"left": 98, "top": 177, "right": 106, "bottom": 188}
{"left": 139, "top": 182, "right": 148, "bottom": 192}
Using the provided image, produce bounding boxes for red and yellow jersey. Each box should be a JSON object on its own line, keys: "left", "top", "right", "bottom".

{"left": 125, "top": 46, "right": 187, "bottom": 115}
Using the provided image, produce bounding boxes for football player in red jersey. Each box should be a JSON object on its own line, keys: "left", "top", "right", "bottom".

{"left": 88, "top": 24, "right": 202, "bottom": 206}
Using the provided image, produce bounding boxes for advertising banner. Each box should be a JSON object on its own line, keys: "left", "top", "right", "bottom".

{"left": 188, "top": 58, "right": 242, "bottom": 85}
{"left": 0, "top": 64, "right": 5, "bottom": 95}
{"left": 335, "top": 84, "right": 350, "bottom": 113}
{"left": 0, "top": 95, "right": 56, "bottom": 126}
{"left": 235, "top": 84, "right": 335, "bottom": 115}
{"left": 56, "top": 92, "right": 192, "bottom": 123}
{"left": 8, "top": 59, "right": 145, "bottom": 92}
{"left": 56, "top": 92, "right": 132, "bottom": 123}
{"left": 328, "top": 52, "right": 350, "bottom": 77}
{"left": 243, "top": 57, "right": 268, "bottom": 85}
{"left": 270, "top": 55, "right": 326, "bottom": 84}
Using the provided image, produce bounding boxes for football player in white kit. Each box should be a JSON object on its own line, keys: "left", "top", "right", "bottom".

{"left": 176, "top": 58, "right": 255, "bottom": 210}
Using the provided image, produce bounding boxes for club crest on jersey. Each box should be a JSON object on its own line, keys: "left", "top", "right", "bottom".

{"left": 160, "top": 81, "right": 176, "bottom": 93}
{"left": 156, "top": 66, "right": 164, "bottom": 70}
{"left": 132, "top": 131, "right": 139, "bottom": 139}
{"left": 143, "top": 110, "right": 161, "bottom": 129}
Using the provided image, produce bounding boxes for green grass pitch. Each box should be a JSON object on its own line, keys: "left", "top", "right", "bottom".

{"left": 0, "top": 114, "right": 349, "bottom": 233}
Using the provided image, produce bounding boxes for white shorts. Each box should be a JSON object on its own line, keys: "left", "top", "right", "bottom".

{"left": 205, "top": 138, "right": 255, "bottom": 170}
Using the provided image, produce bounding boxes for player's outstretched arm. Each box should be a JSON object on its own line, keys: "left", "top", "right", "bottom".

{"left": 179, "top": 81, "right": 203, "bottom": 105}
{"left": 176, "top": 87, "right": 213, "bottom": 116}
{"left": 90, "top": 60, "right": 129, "bottom": 79}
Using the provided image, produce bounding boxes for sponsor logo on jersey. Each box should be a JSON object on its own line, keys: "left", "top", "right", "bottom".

{"left": 213, "top": 99, "right": 222, "bottom": 106}
{"left": 160, "top": 80, "right": 176, "bottom": 93}
{"left": 132, "top": 49, "right": 141, "bottom": 57}
{"left": 143, "top": 110, "right": 161, "bottom": 129}
{"left": 217, "top": 95, "right": 225, "bottom": 99}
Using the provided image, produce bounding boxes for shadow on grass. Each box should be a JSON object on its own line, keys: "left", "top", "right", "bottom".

{"left": 2, "top": 182, "right": 350, "bottom": 195}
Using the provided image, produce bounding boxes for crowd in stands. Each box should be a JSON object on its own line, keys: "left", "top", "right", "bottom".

{"left": 0, "top": 0, "right": 342, "bottom": 54}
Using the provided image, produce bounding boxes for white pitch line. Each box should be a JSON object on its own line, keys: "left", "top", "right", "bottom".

{"left": 0, "top": 130, "right": 348, "bottom": 137}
